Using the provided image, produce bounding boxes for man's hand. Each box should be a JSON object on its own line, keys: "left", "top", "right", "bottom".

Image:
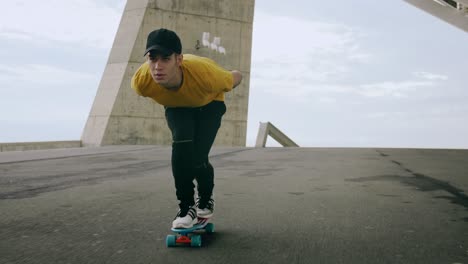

{"left": 231, "top": 70, "right": 243, "bottom": 88}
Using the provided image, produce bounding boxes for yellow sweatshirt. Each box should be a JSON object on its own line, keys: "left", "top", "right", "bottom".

{"left": 131, "top": 54, "right": 233, "bottom": 107}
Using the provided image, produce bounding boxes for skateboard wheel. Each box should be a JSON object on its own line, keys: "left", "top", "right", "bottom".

{"left": 191, "top": 235, "right": 202, "bottom": 247}
{"left": 205, "top": 223, "right": 215, "bottom": 233}
{"left": 166, "top": 235, "right": 176, "bottom": 247}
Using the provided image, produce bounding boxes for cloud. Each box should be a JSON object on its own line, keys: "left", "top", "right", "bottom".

{"left": 0, "top": 63, "right": 98, "bottom": 122}
{"left": 252, "top": 72, "right": 448, "bottom": 102}
{"left": 357, "top": 80, "right": 434, "bottom": 98}
{"left": 0, "top": 64, "right": 95, "bottom": 86}
{"left": 251, "top": 12, "right": 373, "bottom": 103}
{"left": 251, "top": 12, "right": 454, "bottom": 105}
{"left": 0, "top": 0, "right": 125, "bottom": 49}
{"left": 355, "top": 71, "right": 449, "bottom": 98}
{"left": 413, "top": 71, "right": 448, "bottom": 81}
{"left": 252, "top": 12, "right": 370, "bottom": 61}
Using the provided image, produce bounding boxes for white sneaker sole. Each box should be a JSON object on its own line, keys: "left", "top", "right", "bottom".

{"left": 172, "top": 222, "right": 194, "bottom": 229}
{"left": 196, "top": 210, "right": 214, "bottom": 219}
{"left": 172, "top": 218, "right": 197, "bottom": 229}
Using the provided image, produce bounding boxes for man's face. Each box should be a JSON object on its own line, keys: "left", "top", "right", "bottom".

{"left": 147, "top": 53, "right": 183, "bottom": 88}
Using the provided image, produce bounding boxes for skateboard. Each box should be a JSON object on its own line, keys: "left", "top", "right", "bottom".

{"left": 166, "top": 218, "right": 215, "bottom": 247}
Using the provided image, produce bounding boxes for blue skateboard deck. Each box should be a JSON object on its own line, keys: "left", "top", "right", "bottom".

{"left": 166, "top": 218, "right": 215, "bottom": 247}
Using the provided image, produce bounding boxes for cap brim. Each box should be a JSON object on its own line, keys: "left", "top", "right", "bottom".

{"left": 144, "top": 45, "right": 173, "bottom": 57}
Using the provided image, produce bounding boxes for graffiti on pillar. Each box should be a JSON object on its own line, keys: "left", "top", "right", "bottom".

{"left": 195, "top": 32, "right": 226, "bottom": 54}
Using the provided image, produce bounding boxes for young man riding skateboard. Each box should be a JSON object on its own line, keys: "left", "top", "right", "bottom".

{"left": 131, "top": 28, "right": 242, "bottom": 229}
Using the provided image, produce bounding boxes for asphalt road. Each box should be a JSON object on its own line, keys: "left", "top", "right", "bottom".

{"left": 1, "top": 146, "right": 467, "bottom": 264}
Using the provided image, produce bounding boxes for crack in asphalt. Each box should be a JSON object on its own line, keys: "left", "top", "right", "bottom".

{"left": 347, "top": 150, "right": 468, "bottom": 221}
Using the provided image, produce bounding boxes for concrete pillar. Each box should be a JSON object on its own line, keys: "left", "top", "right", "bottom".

{"left": 81, "top": 0, "right": 255, "bottom": 147}
{"left": 255, "top": 122, "right": 299, "bottom": 148}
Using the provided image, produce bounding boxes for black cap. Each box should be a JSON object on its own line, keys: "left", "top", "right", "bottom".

{"left": 144, "top": 28, "right": 182, "bottom": 56}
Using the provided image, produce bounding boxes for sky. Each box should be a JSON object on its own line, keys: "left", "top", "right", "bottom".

{"left": 1, "top": 0, "right": 467, "bottom": 148}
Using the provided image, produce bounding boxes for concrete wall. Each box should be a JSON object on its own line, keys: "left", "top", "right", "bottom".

{"left": 81, "top": 0, "right": 255, "bottom": 147}
{"left": 0, "top": 141, "right": 81, "bottom": 152}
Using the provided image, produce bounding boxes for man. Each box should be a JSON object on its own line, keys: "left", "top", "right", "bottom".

{"left": 131, "top": 28, "right": 242, "bottom": 229}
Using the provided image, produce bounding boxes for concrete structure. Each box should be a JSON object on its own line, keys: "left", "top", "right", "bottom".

{"left": 0, "top": 141, "right": 81, "bottom": 152}
{"left": 404, "top": 0, "right": 468, "bottom": 32}
{"left": 255, "top": 122, "right": 299, "bottom": 147}
{"left": 81, "top": 0, "right": 255, "bottom": 147}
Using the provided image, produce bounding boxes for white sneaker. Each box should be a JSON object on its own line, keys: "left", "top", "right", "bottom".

{"left": 195, "top": 197, "right": 215, "bottom": 218}
{"left": 172, "top": 207, "right": 197, "bottom": 229}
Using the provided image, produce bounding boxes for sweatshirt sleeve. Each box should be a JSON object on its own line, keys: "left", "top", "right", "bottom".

{"left": 131, "top": 63, "right": 152, "bottom": 97}
{"left": 197, "top": 57, "right": 234, "bottom": 93}
{"left": 216, "top": 69, "right": 234, "bottom": 93}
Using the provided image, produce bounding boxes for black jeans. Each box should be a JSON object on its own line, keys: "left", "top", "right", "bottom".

{"left": 165, "top": 100, "right": 226, "bottom": 209}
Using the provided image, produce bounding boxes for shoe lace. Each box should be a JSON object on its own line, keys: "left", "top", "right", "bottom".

{"left": 196, "top": 198, "right": 214, "bottom": 210}
{"left": 177, "top": 207, "right": 196, "bottom": 218}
